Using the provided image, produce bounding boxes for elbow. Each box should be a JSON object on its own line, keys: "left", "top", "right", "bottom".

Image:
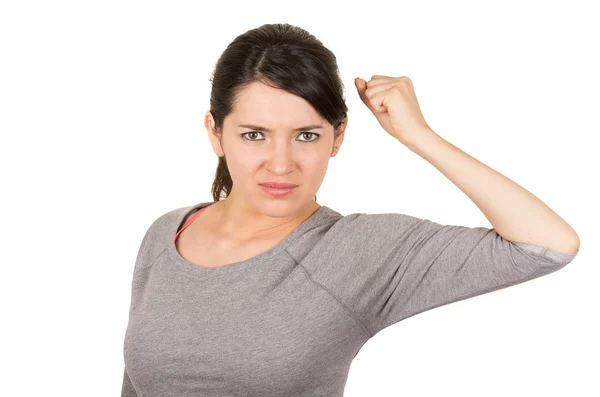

{"left": 554, "top": 236, "right": 580, "bottom": 256}
{"left": 565, "top": 229, "right": 581, "bottom": 255}
{"left": 550, "top": 229, "right": 581, "bottom": 256}
{"left": 567, "top": 237, "right": 580, "bottom": 255}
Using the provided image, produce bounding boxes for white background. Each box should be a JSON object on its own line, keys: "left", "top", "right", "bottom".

{"left": 1, "top": 1, "right": 598, "bottom": 396}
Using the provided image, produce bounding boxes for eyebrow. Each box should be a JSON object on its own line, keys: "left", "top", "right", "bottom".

{"left": 237, "top": 124, "right": 324, "bottom": 132}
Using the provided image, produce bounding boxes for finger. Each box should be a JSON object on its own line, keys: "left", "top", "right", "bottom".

{"left": 365, "top": 80, "right": 398, "bottom": 101}
{"left": 355, "top": 77, "right": 368, "bottom": 100}
{"left": 367, "top": 76, "right": 397, "bottom": 90}
{"left": 366, "top": 79, "right": 390, "bottom": 89}
{"left": 370, "top": 74, "right": 392, "bottom": 80}
{"left": 369, "top": 89, "right": 390, "bottom": 113}
{"left": 355, "top": 78, "right": 378, "bottom": 113}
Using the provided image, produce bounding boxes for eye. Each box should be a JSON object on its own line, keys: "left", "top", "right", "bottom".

{"left": 241, "top": 131, "right": 265, "bottom": 141}
{"left": 240, "top": 131, "right": 321, "bottom": 142}
{"left": 297, "top": 132, "right": 320, "bottom": 142}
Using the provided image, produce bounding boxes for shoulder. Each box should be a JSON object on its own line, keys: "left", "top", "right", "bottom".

{"left": 325, "top": 210, "right": 428, "bottom": 235}
{"left": 131, "top": 202, "right": 211, "bottom": 272}
{"left": 141, "top": 201, "right": 212, "bottom": 245}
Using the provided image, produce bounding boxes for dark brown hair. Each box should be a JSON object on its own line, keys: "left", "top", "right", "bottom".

{"left": 208, "top": 23, "right": 349, "bottom": 202}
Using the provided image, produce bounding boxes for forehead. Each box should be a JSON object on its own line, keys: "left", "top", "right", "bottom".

{"left": 229, "top": 81, "right": 325, "bottom": 127}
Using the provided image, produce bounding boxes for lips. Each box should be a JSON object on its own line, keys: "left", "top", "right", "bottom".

{"left": 259, "top": 182, "right": 298, "bottom": 189}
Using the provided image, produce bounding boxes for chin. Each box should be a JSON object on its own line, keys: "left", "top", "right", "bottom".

{"left": 258, "top": 198, "right": 307, "bottom": 214}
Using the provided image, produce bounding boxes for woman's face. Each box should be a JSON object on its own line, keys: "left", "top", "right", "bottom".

{"left": 205, "top": 80, "right": 347, "bottom": 215}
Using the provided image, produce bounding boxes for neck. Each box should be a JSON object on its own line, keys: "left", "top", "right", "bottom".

{"left": 210, "top": 196, "right": 320, "bottom": 242}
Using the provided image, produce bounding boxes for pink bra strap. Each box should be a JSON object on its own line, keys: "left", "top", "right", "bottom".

{"left": 174, "top": 206, "right": 210, "bottom": 242}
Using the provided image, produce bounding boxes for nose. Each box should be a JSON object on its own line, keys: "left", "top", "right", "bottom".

{"left": 266, "top": 139, "right": 295, "bottom": 174}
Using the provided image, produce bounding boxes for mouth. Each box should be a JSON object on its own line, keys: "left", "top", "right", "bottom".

{"left": 259, "top": 182, "right": 298, "bottom": 189}
{"left": 260, "top": 184, "right": 296, "bottom": 197}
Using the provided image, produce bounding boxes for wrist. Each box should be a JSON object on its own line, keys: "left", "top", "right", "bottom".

{"left": 405, "top": 128, "right": 443, "bottom": 156}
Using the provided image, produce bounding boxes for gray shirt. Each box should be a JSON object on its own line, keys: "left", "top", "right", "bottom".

{"left": 121, "top": 200, "right": 577, "bottom": 396}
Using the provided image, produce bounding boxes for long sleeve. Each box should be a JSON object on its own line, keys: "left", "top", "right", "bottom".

{"left": 312, "top": 212, "right": 578, "bottom": 338}
{"left": 121, "top": 366, "right": 138, "bottom": 397}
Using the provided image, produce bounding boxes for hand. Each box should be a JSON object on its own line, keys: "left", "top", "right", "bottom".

{"left": 355, "top": 75, "right": 433, "bottom": 147}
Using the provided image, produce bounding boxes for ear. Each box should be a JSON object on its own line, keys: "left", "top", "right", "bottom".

{"left": 205, "top": 111, "right": 225, "bottom": 157}
{"left": 331, "top": 117, "right": 348, "bottom": 157}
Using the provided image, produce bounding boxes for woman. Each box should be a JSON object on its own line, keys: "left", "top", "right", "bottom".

{"left": 121, "top": 23, "right": 579, "bottom": 397}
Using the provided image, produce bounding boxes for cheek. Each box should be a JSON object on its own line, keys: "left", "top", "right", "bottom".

{"left": 299, "top": 156, "right": 329, "bottom": 182}
{"left": 226, "top": 144, "right": 329, "bottom": 180}
{"left": 227, "top": 145, "right": 257, "bottom": 168}
{"left": 224, "top": 154, "right": 256, "bottom": 185}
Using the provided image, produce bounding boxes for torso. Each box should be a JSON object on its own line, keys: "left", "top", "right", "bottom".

{"left": 175, "top": 202, "right": 320, "bottom": 269}
{"left": 176, "top": 226, "right": 287, "bottom": 269}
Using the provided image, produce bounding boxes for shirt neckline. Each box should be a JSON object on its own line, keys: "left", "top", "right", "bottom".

{"left": 166, "top": 200, "right": 338, "bottom": 278}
